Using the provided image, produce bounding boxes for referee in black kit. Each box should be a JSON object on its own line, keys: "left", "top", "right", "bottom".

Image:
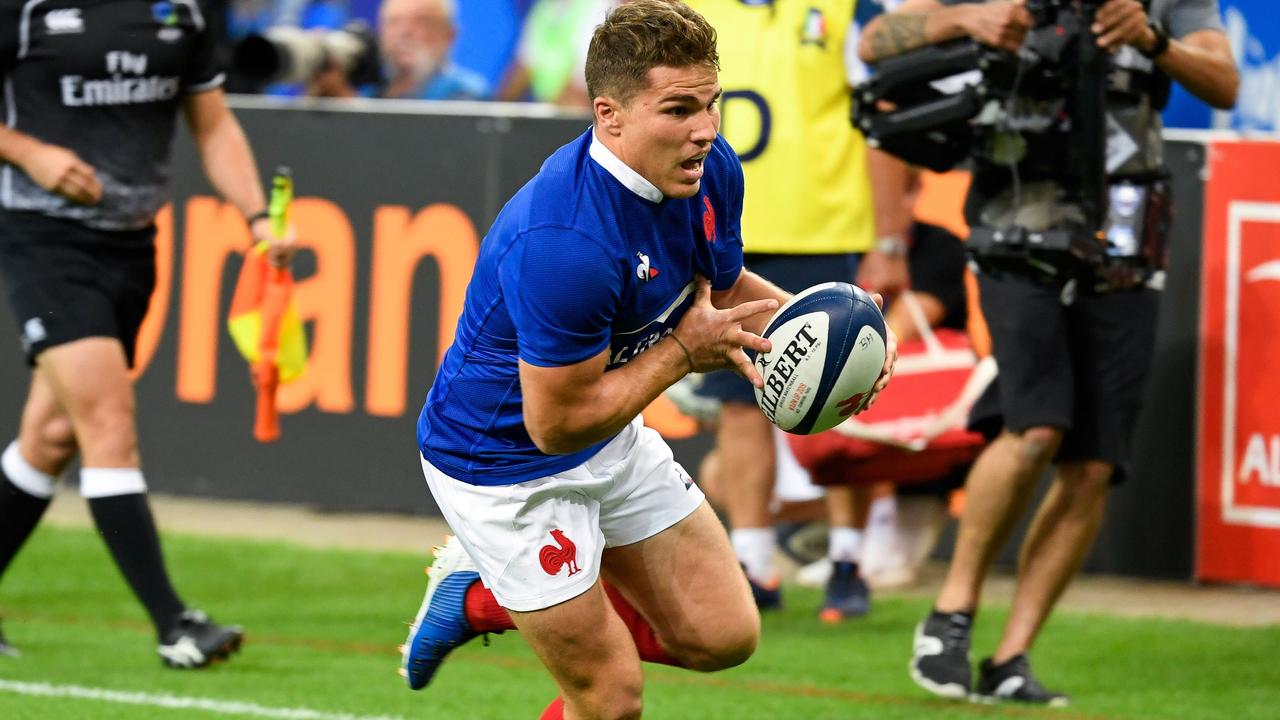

{"left": 0, "top": 0, "right": 291, "bottom": 667}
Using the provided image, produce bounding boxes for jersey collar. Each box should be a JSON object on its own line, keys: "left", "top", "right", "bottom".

{"left": 589, "top": 129, "right": 664, "bottom": 204}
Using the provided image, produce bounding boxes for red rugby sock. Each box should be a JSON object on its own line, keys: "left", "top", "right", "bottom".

{"left": 463, "top": 580, "right": 684, "bottom": 667}
{"left": 464, "top": 581, "right": 516, "bottom": 632}
{"left": 538, "top": 696, "right": 565, "bottom": 720}
{"left": 604, "top": 583, "right": 684, "bottom": 668}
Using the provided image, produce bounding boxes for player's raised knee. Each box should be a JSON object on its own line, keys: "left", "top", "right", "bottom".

{"left": 673, "top": 615, "right": 760, "bottom": 672}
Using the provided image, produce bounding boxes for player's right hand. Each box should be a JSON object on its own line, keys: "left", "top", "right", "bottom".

{"left": 858, "top": 292, "right": 899, "bottom": 413}
{"left": 20, "top": 142, "right": 102, "bottom": 205}
{"left": 963, "top": 0, "right": 1033, "bottom": 53}
{"left": 671, "top": 276, "right": 777, "bottom": 387}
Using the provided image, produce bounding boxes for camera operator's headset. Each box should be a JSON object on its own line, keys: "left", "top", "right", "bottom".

{"left": 851, "top": 0, "right": 1172, "bottom": 286}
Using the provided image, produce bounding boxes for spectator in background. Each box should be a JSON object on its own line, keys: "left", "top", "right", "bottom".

{"left": 496, "top": 0, "right": 615, "bottom": 106}
{"left": 799, "top": 191, "right": 976, "bottom": 597}
{"left": 309, "top": 0, "right": 489, "bottom": 100}
{"left": 684, "top": 0, "right": 902, "bottom": 621}
{"left": 376, "top": 0, "right": 488, "bottom": 99}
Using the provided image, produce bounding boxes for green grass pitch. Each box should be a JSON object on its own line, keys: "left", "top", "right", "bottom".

{"left": 0, "top": 526, "right": 1274, "bottom": 719}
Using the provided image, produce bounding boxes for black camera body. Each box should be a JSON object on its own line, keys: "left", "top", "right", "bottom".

{"left": 851, "top": 0, "right": 1095, "bottom": 174}
{"left": 852, "top": 0, "right": 1170, "bottom": 285}
{"left": 229, "top": 21, "right": 381, "bottom": 92}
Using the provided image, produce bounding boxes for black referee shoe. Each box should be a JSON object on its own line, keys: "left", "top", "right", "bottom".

{"left": 157, "top": 610, "right": 243, "bottom": 669}
{"left": 909, "top": 609, "right": 973, "bottom": 699}
{"left": 974, "top": 654, "right": 1070, "bottom": 707}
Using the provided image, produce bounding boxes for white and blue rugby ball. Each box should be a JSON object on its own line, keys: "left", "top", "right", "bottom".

{"left": 752, "top": 282, "right": 887, "bottom": 435}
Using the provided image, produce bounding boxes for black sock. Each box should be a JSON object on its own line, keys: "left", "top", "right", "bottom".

{"left": 931, "top": 608, "right": 975, "bottom": 625}
{"left": 0, "top": 475, "right": 52, "bottom": 579}
{"left": 87, "top": 493, "right": 185, "bottom": 638}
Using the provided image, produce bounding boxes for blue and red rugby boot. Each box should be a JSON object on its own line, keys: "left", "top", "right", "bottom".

{"left": 400, "top": 535, "right": 483, "bottom": 690}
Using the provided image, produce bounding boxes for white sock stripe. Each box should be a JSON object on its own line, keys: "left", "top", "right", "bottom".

{"left": 2, "top": 441, "right": 56, "bottom": 499}
{"left": 0, "top": 679, "right": 406, "bottom": 720}
{"left": 79, "top": 467, "right": 147, "bottom": 498}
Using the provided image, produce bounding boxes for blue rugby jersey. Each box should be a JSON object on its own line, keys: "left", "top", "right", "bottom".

{"left": 418, "top": 128, "right": 745, "bottom": 485}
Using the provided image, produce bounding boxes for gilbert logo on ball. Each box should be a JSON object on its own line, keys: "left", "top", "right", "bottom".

{"left": 753, "top": 283, "right": 887, "bottom": 435}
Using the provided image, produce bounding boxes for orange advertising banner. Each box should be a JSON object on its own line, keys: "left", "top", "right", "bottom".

{"left": 1197, "top": 140, "right": 1280, "bottom": 587}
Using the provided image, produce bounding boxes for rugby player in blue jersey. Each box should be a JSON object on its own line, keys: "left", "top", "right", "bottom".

{"left": 399, "top": 1, "right": 896, "bottom": 716}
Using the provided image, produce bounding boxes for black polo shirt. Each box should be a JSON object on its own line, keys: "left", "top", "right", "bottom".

{"left": 0, "top": 0, "right": 222, "bottom": 230}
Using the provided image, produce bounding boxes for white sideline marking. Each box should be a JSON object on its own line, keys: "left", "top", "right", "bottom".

{"left": 0, "top": 680, "right": 406, "bottom": 720}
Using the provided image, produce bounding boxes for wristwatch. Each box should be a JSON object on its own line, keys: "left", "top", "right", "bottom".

{"left": 1140, "top": 23, "right": 1171, "bottom": 59}
{"left": 874, "top": 234, "right": 909, "bottom": 258}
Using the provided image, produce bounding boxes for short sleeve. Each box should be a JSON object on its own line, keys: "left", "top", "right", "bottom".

{"left": 502, "top": 227, "right": 624, "bottom": 367}
{"left": 1162, "top": 0, "right": 1224, "bottom": 40}
{"left": 183, "top": 0, "right": 226, "bottom": 92}
{"left": 711, "top": 136, "right": 746, "bottom": 291}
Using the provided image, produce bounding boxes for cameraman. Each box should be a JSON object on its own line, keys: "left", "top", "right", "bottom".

{"left": 309, "top": 0, "right": 488, "bottom": 100}
{"left": 860, "top": 0, "right": 1237, "bottom": 706}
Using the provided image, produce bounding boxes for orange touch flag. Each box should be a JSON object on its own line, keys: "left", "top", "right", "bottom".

{"left": 227, "top": 167, "right": 305, "bottom": 442}
{"left": 227, "top": 242, "right": 306, "bottom": 442}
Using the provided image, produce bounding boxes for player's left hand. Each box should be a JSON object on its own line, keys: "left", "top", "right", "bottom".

{"left": 251, "top": 216, "right": 298, "bottom": 268}
{"left": 856, "top": 292, "right": 899, "bottom": 413}
{"left": 1093, "top": 0, "right": 1153, "bottom": 52}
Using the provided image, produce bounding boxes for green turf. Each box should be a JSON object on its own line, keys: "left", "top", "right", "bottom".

{"left": 0, "top": 526, "right": 1274, "bottom": 719}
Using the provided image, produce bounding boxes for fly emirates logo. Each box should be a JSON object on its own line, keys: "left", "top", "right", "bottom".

{"left": 61, "top": 51, "right": 179, "bottom": 107}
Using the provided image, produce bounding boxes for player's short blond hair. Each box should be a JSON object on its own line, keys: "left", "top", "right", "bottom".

{"left": 585, "top": 0, "right": 719, "bottom": 106}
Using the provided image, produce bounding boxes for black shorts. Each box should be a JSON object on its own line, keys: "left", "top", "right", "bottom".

{"left": 0, "top": 210, "right": 156, "bottom": 367}
{"left": 967, "top": 270, "right": 1159, "bottom": 478}
{"left": 695, "top": 252, "right": 862, "bottom": 405}
{"left": 908, "top": 222, "right": 968, "bottom": 332}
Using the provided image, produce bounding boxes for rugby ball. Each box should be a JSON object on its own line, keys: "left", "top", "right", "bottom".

{"left": 752, "top": 283, "right": 887, "bottom": 435}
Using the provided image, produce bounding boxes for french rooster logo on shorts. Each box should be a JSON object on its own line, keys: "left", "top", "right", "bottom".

{"left": 538, "top": 529, "right": 581, "bottom": 577}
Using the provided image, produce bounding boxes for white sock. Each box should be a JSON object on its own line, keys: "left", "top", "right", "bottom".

{"left": 862, "top": 495, "right": 900, "bottom": 577}
{"left": 828, "top": 526, "right": 864, "bottom": 563}
{"left": 868, "top": 494, "right": 897, "bottom": 529}
{"left": 731, "top": 527, "right": 776, "bottom": 582}
{"left": 80, "top": 467, "right": 148, "bottom": 499}
{"left": 2, "top": 441, "right": 56, "bottom": 499}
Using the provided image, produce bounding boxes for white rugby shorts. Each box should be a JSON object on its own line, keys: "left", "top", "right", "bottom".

{"left": 421, "top": 417, "right": 705, "bottom": 612}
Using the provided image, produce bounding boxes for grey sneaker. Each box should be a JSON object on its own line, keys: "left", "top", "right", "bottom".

{"left": 974, "top": 654, "right": 1069, "bottom": 707}
{"left": 909, "top": 610, "right": 973, "bottom": 699}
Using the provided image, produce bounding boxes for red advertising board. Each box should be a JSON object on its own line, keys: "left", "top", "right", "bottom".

{"left": 1198, "top": 140, "right": 1280, "bottom": 587}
